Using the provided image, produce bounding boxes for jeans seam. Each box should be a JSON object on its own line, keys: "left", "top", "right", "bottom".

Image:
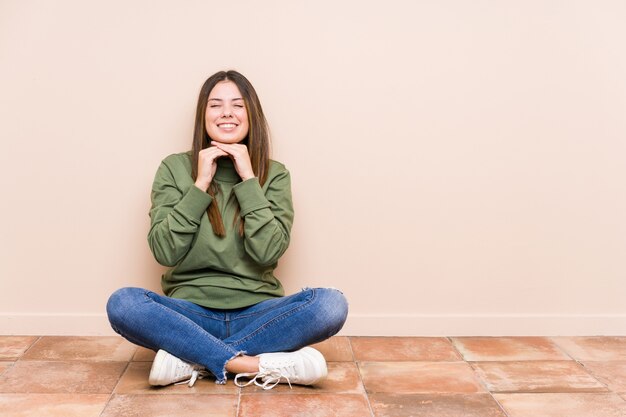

{"left": 145, "top": 290, "right": 225, "bottom": 322}
{"left": 228, "top": 288, "right": 318, "bottom": 348}
{"left": 230, "top": 305, "right": 280, "bottom": 320}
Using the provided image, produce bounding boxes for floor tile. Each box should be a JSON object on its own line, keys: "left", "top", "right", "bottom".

{"left": 240, "top": 362, "right": 364, "bottom": 394}
{"left": 311, "top": 337, "right": 353, "bottom": 361}
{"left": 22, "top": 336, "right": 136, "bottom": 361}
{"left": 0, "top": 394, "right": 109, "bottom": 417}
{"left": 0, "top": 360, "right": 127, "bottom": 394}
{"left": 359, "top": 361, "right": 485, "bottom": 394}
{"left": 351, "top": 337, "right": 461, "bottom": 361}
{"left": 132, "top": 346, "right": 156, "bottom": 362}
{"left": 101, "top": 394, "right": 237, "bottom": 417}
{"left": 552, "top": 337, "right": 626, "bottom": 361}
{"left": 451, "top": 337, "right": 570, "bottom": 361}
{"left": 115, "top": 362, "right": 238, "bottom": 394}
{"left": 369, "top": 393, "right": 507, "bottom": 417}
{"left": 494, "top": 393, "right": 626, "bottom": 417}
{"left": 581, "top": 361, "right": 626, "bottom": 393}
{"left": 472, "top": 361, "right": 607, "bottom": 393}
{"left": 0, "top": 336, "right": 38, "bottom": 360}
{"left": 238, "top": 393, "right": 372, "bottom": 417}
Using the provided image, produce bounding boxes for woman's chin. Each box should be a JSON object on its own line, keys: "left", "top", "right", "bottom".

{"left": 211, "top": 137, "right": 246, "bottom": 144}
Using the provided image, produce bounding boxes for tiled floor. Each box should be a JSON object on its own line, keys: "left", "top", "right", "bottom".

{"left": 0, "top": 336, "right": 625, "bottom": 416}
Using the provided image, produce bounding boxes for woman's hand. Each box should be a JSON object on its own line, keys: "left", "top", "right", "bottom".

{"left": 195, "top": 146, "right": 228, "bottom": 191}
{"left": 211, "top": 141, "right": 256, "bottom": 181}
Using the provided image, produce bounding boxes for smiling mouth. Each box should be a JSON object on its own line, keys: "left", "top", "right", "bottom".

{"left": 218, "top": 123, "right": 237, "bottom": 129}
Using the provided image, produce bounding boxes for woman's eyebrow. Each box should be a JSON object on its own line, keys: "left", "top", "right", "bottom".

{"left": 208, "top": 97, "right": 244, "bottom": 101}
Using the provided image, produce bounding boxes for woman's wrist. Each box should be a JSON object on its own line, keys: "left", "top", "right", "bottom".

{"left": 194, "top": 180, "right": 210, "bottom": 192}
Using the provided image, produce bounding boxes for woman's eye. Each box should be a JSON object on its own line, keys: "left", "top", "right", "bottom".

{"left": 209, "top": 105, "right": 220, "bottom": 108}
{"left": 234, "top": 105, "right": 244, "bottom": 108}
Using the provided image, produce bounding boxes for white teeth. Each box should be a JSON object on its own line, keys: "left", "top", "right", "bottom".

{"left": 219, "top": 124, "right": 236, "bottom": 128}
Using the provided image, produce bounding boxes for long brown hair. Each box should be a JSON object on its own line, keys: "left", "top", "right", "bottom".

{"left": 191, "top": 70, "right": 271, "bottom": 237}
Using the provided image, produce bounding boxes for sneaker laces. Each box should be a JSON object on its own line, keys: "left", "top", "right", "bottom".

{"left": 174, "top": 368, "right": 211, "bottom": 387}
{"left": 234, "top": 362, "right": 296, "bottom": 390}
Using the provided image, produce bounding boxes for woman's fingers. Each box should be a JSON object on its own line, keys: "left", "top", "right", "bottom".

{"left": 210, "top": 141, "right": 255, "bottom": 180}
{"left": 195, "top": 147, "right": 230, "bottom": 189}
{"left": 211, "top": 141, "right": 244, "bottom": 155}
{"left": 200, "top": 146, "right": 228, "bottom": 160}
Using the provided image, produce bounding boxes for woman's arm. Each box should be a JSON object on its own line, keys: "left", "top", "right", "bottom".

{"left": 233, "top": 167, "right": 294, "bottom": 266}
{"left": 147, "top": 160, "right": 213, "bottom": 266}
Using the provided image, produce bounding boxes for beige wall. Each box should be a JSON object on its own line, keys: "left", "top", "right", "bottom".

{"left": 1, "top": 0, "right": 625, "bottom": 336}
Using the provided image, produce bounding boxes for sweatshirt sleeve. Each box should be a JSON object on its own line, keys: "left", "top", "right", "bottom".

{"left": 232, "top": 168, "right": 294, "bottom": 266}
{"left": 147, "top": 160, "right": 213, "bottom": 267}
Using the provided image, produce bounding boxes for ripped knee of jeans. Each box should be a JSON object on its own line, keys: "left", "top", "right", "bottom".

{"left": 215, "top": 350, "right": 247, "bottom": 385}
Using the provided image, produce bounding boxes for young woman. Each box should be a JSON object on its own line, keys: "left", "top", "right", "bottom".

{"left": 106, "top": 70, "right": 348, "bottom": 389}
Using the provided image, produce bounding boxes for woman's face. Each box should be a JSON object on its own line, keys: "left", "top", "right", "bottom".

{"left": 205, "top": 80, "right": 249, "bottom": 144}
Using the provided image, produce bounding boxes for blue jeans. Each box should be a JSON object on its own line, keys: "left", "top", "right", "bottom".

{"left": 106, "top": 287, "right": 348, "bottom": 383}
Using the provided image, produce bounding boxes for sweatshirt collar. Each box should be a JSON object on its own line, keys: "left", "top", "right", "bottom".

{"left": 213, "top": 158, "right": 240, "bottom": 183}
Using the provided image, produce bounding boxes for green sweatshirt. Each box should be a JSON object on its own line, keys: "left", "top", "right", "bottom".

{"left": 148, "top": 151, "right": 294, "bottom": 309}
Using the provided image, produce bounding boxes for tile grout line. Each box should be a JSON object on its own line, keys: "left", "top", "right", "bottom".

{"left": 579, "top": 360, "right": 626, "bottom": 396}
{"left": 348, "top": 337, "right": 376, "bottom": 417}
{"left": 98, "top": 357, "right": 131, "bottom": 417}
{"left": 18, "top": 335, "right": 42, "bottom": 360}
{"left": 347, "top": 336, "right": 357, "bottom": 363}
{"left": 447, "top": 336, "right": 513, "bottom": 417}
{"left": 549, "top": 337, "right": 615, "bottom": 394}
{"left": 487, "top": 393, "right": 513, "bottom": 417}
{"left": 465, "top": 360, "right": 509, "bottom": 416}
{"left": 0, "top": 361, "right": 17, "bottom": 380}
{"left": 446, "top": 336, "right": 464, "bottom": 361}
{"left": 0, "top": 336, "right": 32, "bottom": 373}
{"left": 355, "top": 361, "right": 377, "bottom": 417}
{"left": 549, "top": 336, "right": 582, "bottom": 364}
{"left": 128, "top": 345, "right": 140, "bottom": 363}
{"left": 572, "top": 362, "right": 614, "bottom": 394}
{"left": 0, "top": 337, "right": 42, "bottom": 403}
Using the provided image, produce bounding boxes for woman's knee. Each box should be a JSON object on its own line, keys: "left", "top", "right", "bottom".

{"left": 106, "top": 287, "right": 145, "bottom": 326}
{"left": 312, "top": 287, "right": 349, "bottom": 334}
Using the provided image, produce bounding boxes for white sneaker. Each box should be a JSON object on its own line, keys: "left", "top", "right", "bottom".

{"left": 234, "top": 347, "right": 328, "bottom": 390}
{"left": 148, "top": 349, "right": 208, "bottom": 387}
